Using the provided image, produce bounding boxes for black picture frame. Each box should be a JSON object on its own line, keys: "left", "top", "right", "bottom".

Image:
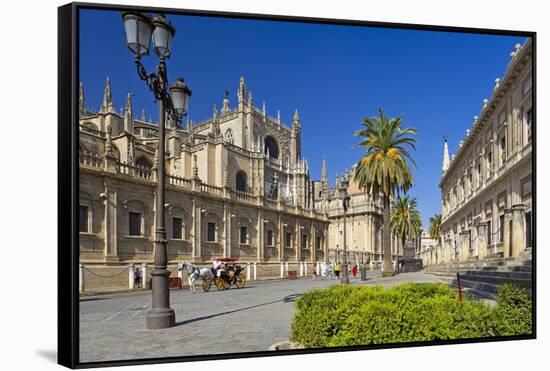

{"left": 58, "top": 2, "right": 536, "bottom": 368}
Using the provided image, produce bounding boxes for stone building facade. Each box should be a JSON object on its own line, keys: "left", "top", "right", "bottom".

{"left": 429, "top": 39, "right": 533, "bottom": 266}
{"left": 313, "top": 163, "right": 402, "bottom": 268}
{"left": 418, "top": 230, "right": 439, "bottom": 267}
{"left": 79, "top": 77, "right": 329, "bottom": 290}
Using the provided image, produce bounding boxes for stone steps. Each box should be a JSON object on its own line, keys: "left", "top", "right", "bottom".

{"left": 424, "top": 252, "right": 532, "bottom": 301}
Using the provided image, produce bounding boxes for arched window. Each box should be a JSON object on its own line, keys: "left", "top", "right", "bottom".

{"left": 225, "top": 128, "right": 234, "bottom": 144}
{"left": 135, "top": 156, "right": 153, "bottom": 168}
{"left": 236, "top": 171, "right": 247, "bottom": 192}
{"left": 264, "top": 136, "right": 279, "bottom": 159}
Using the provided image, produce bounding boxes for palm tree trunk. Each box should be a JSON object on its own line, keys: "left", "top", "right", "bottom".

{"left": 383, "top": 194, "right": 393, "bottom": 277}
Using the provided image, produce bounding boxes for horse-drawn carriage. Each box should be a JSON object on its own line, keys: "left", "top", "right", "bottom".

{"left": 180, "top": 258, "right": 246, "bottom": 293}
{"left": 203, "top": 258, "right": 246, "bottom": 292}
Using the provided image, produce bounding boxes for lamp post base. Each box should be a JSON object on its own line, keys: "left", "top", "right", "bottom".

{"left": 146, "top": 308, "right": 175, "bottom": 330}
{"left": 146, "top": 269, "right": 176, "bottom": 330}
{"left": 382, "top": 271, "right": 394, "bottom": 277}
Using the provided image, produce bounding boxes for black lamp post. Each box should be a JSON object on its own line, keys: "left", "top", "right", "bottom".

{"left": 338, "top": 175, "right": 350, "bottom": 284}
{"left": 122, "top": 12, "right": 192, "bottom": 330}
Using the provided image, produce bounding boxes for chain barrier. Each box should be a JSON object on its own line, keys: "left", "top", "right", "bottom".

{"left": 84, "top": 266, "right": 129, "bottom": 279}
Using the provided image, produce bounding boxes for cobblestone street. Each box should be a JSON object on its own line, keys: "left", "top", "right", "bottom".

{"left": 80, "top": 272, "right": 446, "bottom": 363}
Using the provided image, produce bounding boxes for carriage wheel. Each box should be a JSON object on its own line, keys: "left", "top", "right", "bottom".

{"left": 202, "top": 278, "right": 212, "bottom": 292}
{"left": 236, "top": 273, "right": 246, "bottom": 288}
{"left": 214, "top": 277, "right": 226, "bottom": 291}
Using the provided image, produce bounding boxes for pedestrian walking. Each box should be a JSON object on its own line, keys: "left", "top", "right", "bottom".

{"left": 320, "top": 262, "right": 328, "bottom": 280}
{"left": 134, "top": 267, "right": 142, "bottom": 288}
{"left": 312, "top": 264, "right": 317, "bottom": 280}
{"left": 352, "top": 264, "right": 358, "bottom": 278}
{"left": 334, "top": 262, "right": 341, "bottom": 279}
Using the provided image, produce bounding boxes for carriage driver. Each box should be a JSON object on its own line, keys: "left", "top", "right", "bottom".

{"left": 212, "top": 259, "right": 222, "bottom": 276}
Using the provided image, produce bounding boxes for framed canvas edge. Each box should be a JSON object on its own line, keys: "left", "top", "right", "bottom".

{"left": 57, "top": 2, "right": 537, "bottom": 369}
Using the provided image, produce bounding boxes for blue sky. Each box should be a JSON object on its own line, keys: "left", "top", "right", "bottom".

{"left": 79, "top": 8, "right": 527, "bottom": 228}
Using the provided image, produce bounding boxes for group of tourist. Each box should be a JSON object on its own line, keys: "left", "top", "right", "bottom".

{"left": 311, "top": 261, "right": 362, "bottom": 280}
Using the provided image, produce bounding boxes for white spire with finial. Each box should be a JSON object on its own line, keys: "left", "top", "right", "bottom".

{"left": 442, "top": 137, "right": 450, "bottom": 174}
{"left": 262, "top": 101, "right": 266, "bottom": 118}
{"left": 321, "top": 157, "right": 328, "bottom": 186}
{"left": 100, "top": 76, "right": 115, "bottom": 114}
{"left": 494, "top": 77, "right": 501, "bottom": 90}
{"left": 222, "top": 90, "right": 230, "bottom": 114}
{"left": 277, "top": 110, "right": 281, "bottom": 125}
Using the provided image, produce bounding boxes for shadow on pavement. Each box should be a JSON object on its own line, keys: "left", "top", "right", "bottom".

{"left": 174, "top": 293, "right": 302, "bottom": 327}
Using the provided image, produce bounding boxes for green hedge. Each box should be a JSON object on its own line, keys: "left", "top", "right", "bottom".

{"left": 290, "top": 283, "right": 532, "bottom": 347}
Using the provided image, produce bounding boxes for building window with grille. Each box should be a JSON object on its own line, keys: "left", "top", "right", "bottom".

{"left": 525, "top": 211, "right": 532, "bottom": 248}
{"left": 301, "top": 234, "right": 308, "bottom": 249}
{"left": 316, "top": 236, "right": 322, "bottom": 250}
{"left": 172, "top": 217, "right": 183, "bottom": 240}
{"left": 500, "top": 136, "right": 506, "bottom": 165}
{"left": 236, "top": 171, "right": 247, "bottom": 192}
{"left": 285, "top": 232, "right": 292, "bottom": 248}
{"left": 239, "top": 226, "right": 248, "bottom": 244}
{"left": 79, "top": 205, "right": 89, "bottom": 233}
{"left": 207, "top": 222, "right": 216, "bottom": 242}
{"left": 267, "top": 230, "right": 274, "bottom": 246}
{"left": 499, "top": 214, "right": 505, "bottom": 243}
{"left": 129, "top": 212, "right": 142, "bottom": 236}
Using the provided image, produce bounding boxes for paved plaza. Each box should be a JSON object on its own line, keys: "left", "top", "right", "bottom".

{"left": 80, "top": 272, "right": 446, "bottom": 363}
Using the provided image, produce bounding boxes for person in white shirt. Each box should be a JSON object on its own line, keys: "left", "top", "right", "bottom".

{"left": 212, "top": 259, "right": 222, "bottom": 275}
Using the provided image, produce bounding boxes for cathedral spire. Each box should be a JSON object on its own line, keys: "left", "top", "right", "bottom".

{"left": 124, "top": 93, "right": 134, "bottom": 133}
{"left": 321, "top": 157, "right": 328, "bottom": 186}
{"left": 100, "top": 76, "right": 115, "bottom": 114}
{"left": 442, "top": 137, "right": 450, "bottom": 174}
{"left": 79, "top": 82, "right": 86, "bottom": 116}
{"left": 237, "top": 76, "right": 245, "bottom": 112}
{"left": 292, "top": 109, "right": 301, "bottom": 129}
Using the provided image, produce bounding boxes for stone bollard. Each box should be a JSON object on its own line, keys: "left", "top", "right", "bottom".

{"left": 304, "top": 262, "right": 308, "bottom": 276}
{"left": 285, "top": 262, "right": 289, "bottom": 278}
{"left": 253, "top": 262, "right": 257, "bottom": 281}
{"left": 129, "top": 263, "right": 135, "bottom": 289}
{"left": 247, "top": 262, "right": 251, "bottom": 281}
{"left": 79, "top": 264, "right": 85, "bottom": 292}
{"left": 280, "top": 262, "right": 284, "bottom": 278}
{"left": 141, "top": 263, "right": 148, "bottom": 289}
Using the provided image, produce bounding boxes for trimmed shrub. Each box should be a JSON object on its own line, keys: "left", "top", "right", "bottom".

{"left": 290, "top": 282, "right": 532, "bottom": 347}
{"left": 493, "top": 283, "right": 533, "bottom": 336}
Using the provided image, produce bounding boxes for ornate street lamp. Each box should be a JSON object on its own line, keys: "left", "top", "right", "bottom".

{"left": 338, "top": 174, "right": 350, "bottom": 284}
{"left": 122, "top": 12, "right": 191, "bottom": 330}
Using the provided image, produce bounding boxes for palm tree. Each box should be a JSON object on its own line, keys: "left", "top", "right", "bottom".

{"left": 390, "top": 195, "right": 422, "bottom": 253}
{"left": 353, "top": 108, "right": 417, "bottom": 276}
{"left": 428, "top": 213, "right": 442, "bottom": 263}
{"left": 428, "top": 214, "right": 442, "bottom": 240}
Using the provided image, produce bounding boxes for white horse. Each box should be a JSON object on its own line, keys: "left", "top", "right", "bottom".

{"left": 179, "top": 262, "right": 214, "bottom": 293}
